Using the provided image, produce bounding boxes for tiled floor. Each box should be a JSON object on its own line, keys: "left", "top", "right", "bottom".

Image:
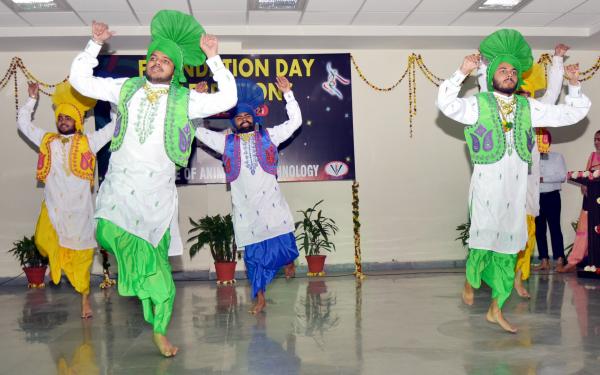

{"left": 1, "top": 270, "right": 599, "bottom": 374}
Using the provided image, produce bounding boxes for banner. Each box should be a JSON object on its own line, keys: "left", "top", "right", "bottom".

{"left": 93, "top": 53, "right": 355, "bottom": 184}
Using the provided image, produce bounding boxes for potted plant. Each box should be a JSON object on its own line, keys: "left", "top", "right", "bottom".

{"left": 188, "top": 214, "right": 237, "bottom": 284}
{"left": 8, "top": 235, "right": 48, "bottom": 288}
{"left": 295, "top": 200, "right": 338, "bottom": 276}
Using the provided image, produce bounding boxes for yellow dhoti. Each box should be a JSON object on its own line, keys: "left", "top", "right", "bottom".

{"left": 34, "top": 202, "right": 94, "bottom": 295}
{"left": 515, "top": 214, "right": 536, "bottom": 281}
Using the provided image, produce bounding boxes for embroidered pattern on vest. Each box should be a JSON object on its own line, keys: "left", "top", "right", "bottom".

{"left": 223, "top": 128, "right": 279, "bottom": 183}
{"left": 113, "top": 77, "right": 193, "bottom": 168}
{"left": 464, "top": 92, "right": 532, "bottom": 165}
{"left": 224, "top": 134, "right": 241, "bottom": 183}
{"left": 36, "top": 133, "right": 95, "bottom": 186}
{"left": 256, "top": 128, "right": 278, "bottom": 175}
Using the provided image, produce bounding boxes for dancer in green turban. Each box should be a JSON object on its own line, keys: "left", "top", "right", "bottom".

{"left": 69, "top": 10, "right": 237, "bottom": 356}
{"left": 437, "top": 29, "right": 590, "bottom": 333}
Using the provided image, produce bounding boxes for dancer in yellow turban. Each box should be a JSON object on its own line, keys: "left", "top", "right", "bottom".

{"left": 17, "top": 81, "right": 115, "bottom": 319}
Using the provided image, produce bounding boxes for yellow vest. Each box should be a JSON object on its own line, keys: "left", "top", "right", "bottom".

{"left": 36, "top": 133, "right": 95, "bottom": 187}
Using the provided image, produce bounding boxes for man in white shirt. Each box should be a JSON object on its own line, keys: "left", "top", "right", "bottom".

{"left": 535, "top": 131, "right": 568, "bottom": 270}
{"left": 69, "top": 10, "right": 237, "bottom": 357}
{"left": 438, "top": 29, "right": 590, "bottom": 333}
{"left": 18, "top": 81, "right": 114, "bottom": 319}
{"left": 197, "top": 77, "right": 302, "bottom": 315}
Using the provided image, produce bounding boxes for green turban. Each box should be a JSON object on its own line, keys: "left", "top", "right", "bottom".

{"left": 146, "top": 10, "right": 206, "bottom": 84}
{"left": 479, "top": 29, "right": 533, "bottom": 92}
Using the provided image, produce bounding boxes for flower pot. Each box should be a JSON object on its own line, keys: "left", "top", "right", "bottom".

{"left": 305, "top": 255, "right": 326, "bottom": 275}
{"left": 23, "top": 266, "right": 46, "bottom": 288}
{"left": 214, "top": 261, "right": 237, "bottom": 284}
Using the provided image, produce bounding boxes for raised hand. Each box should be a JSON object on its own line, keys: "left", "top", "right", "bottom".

{"left": 28, "top": 81, "right": 39, "bottom": 99}
{"left": 200, "top": 34, "right": 218, "bottom": 59}
{"left": 554, "top": 43, "right": 570, "bottom": 57}
{"left": 565, "top": 63, "right": 580, "bottom": 85}
{"left": 92, "top": 21, "right": 114, "bottom": 44}
{"left": 194, "top": 81, "right": 209, "bottom": 94}
{"left": 275, "top": 76, "right": 291, "bottom": 93}
{"left": 460, "top": 54, "right": 480, "bottom": 76}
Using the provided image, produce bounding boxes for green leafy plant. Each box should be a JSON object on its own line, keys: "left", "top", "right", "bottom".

{"left": 294, "top": 200, "right": 338, "bottom": 256}
{"left": 187, "top": 214, "right": 236, "bottom": 262}
{"left": 8, "top": 236, "right": 48, "bottom": 268}
{"left": 455, "top": 217, "right": 471, "bottom": 248}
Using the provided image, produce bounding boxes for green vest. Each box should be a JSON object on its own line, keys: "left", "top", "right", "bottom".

{"left": 111, "top": 77, "right": 194, "bottom": 168}
{"left": 464, "top": 92, "right": 534, "bottom": 165}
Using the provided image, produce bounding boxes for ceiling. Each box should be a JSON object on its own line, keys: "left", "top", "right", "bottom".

{"left": 0, "top": 0, "right": 599, "bottom": 51}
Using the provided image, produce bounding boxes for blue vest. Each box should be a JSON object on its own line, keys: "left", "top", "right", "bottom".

{"left": 223, "top": 127, "right": 278, "bottom": 183}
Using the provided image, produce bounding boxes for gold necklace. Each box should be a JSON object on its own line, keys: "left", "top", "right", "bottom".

{"left": 239, "top": 132, "right": 254, "bottom": 142}
{"left": 495, "top": 96, "right": 516, "bottom": 132}
{"left": 143, "top": 83, "right": 169, "bottom": 104}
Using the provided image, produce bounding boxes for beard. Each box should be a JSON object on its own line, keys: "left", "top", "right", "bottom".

{"left": 57, "top": 125, "right": 76, "bottom": 135}
{"left": 145, "top": 70, "right": 172, "bottom": 85}
{"left": 236, "top": 120, "right": 254, "bottom": 134}
{"left": 492, "top": 77, "right": 517, "bottom": 95}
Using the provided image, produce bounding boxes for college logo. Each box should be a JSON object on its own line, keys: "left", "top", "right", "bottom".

{"left": 324, "top": 161, "right": 349, "bottom": 177}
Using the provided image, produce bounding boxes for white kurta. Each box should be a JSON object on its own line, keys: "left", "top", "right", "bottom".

{"left": 438, "top": 69, "right": 591, "bottom": 254}
{"left": 17, "top": 97, "right": 115, "bottom": 250}
{"left": 69, "top": 40, "right": 237, "bottom": 254}
{"left": 196, "top": 91, "right": 302, "bottom": 247}
{"left": 477, "top": 55, "right": 565, "bottom": 217}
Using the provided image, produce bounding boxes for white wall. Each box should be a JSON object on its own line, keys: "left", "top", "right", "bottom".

{"left": 0, "top": 46, "right": 598, "bottom": 277}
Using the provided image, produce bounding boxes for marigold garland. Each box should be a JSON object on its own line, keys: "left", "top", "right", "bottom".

{"left": 352, "top": 181, "right": 365, "bottom": 280}
{"left": 351, "top": 52, "right": 600, "bottom": 137}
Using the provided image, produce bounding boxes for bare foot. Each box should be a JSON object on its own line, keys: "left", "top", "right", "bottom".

{"left": 81, "top": 294, "right": 93, "bottom": 319}
{"left": 153, "top": 333, "right": 179, "bottom": 357}
{"left": 514, "top": 271, "right": 530, "bottom": 298}
{"left": 462, "top": 280, "right": 474, "bottom": 306}
{"left": 249, "top": 291, "right": 266, "bottom": 314}
{"left": 486, "top": 302, "right": 517, "bottom": 333}
{"left": 558, "top": 263, "right": 577, "bottom": 273}
{"left": 533, "top": 259, "right": 550, "bottom": 272}
{"left": 284, "top": 263, "right": 296, "bottom": 279}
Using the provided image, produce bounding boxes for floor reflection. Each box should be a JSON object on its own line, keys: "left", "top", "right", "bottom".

{"left": 0, "top": 272, "right": 598, "bottom": 374}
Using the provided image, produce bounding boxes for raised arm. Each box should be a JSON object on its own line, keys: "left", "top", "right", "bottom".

{"left": 266, "top": 77, "right": 302, "bottom": 146}
{"left": 436, "top": 54, "right": 479, "bottom": 125}
{"left": 539, "top": 44, "right": 569, "bottom": 105}
{"left": 17, "top": 82, "right": 46, "bottom": 147}
{"left": 188, "top": 34, "right": 237, "bottom": 119}
{"left": 531, "top": 64, "right": 591, "bottom": 128}
{"left": 195, "top": 126, "right": 226, "bottom": 155}
{"left": 86, "top": 113, "right": 116, "bottom": 154}
{"left": 69, "top": 21, "right": 124, "bottom": 104}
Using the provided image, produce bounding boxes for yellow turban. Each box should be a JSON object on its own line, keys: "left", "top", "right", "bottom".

{"left": 51, "top": 82, "right": 96, "bottom": 132}
{"left": 520, "top": 64, "right": 546, "bottom": 98}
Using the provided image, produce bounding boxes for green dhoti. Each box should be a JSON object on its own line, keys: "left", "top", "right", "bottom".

{"left": 466, "top": 249, "right": 517, "bottom": 309}
{"left": 96, "top": 219, "right": 175, "bottom": 335}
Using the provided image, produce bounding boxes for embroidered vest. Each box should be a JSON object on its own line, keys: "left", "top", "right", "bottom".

{"left": 464, "top": 92, "right": 534, "bottom": 165}
{"left": 36, "top": 133, "right": 95, "bottom": 186}
{"left": 112, "top": 77, "right": 194, "bottom": 168}
{"left": 223, "top": 127, "right": 279, "bottom": 183}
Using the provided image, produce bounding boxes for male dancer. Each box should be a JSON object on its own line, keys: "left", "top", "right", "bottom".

{"left": 438, "top": 29, "right": 590, "bottom": 332}
{"left": 69, "top": 10, "right": 237, "bottom": 356}
{"left": 18, "top": 81, "right": 114, "bottom": 318}
{"left": 196, "top": 77, "right": 301, "bottom": 314}
{"left": 478, "top": 44, "right": 570, "bottom": 296}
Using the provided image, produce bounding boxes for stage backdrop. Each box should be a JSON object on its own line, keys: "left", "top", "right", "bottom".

{"left": 93, "top": 53, "right": 354, "bottom": 184}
